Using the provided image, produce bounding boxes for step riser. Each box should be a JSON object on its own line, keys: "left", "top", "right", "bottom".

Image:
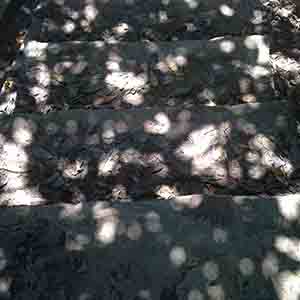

{"left": 29, "top": 0, "right": 268, "bottom": 42}
{"left": 3, "top": 35, "right": 274, "bottom": 114}
{"left": 0, "top": 101, "right": 296, "bottom": 206}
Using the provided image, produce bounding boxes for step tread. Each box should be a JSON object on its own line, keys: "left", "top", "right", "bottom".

{"left": 28, "top": 0, "right": 268, "bottom": 42}
{"left": 0, "top": 193, "right": 296, "bottom": 299}
{"left": 0, "top": 100, "right": 298, "bottom": 206}
{"left": 2, "top": 35, "right": 274, "bottom": 114}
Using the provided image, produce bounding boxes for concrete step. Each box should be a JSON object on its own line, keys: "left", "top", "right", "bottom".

{"left": 28, "top": 0, "right": 268, "bottom": 42}
{"left": 1, "top": 35, "right": 275, "bottom": 114}
{"left": 0, "top": 100, "right": 298, "bottom": 206}
{"left": 0, "top": 193, "right": 298, "bottom": 299}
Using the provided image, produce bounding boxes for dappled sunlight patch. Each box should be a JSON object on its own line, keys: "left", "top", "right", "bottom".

{"left": 106, "top": 60, "right": 120, "bottom": 72}
{"left": 219, "top": 40, "right": 236, "bottom": 54}
{"left": 62, "top": 158, "right": 88, "bottom": 180}
{"left": 102, "top": 120, "right": 116, "bottom": 144}
{"left": 262, "top": 252, "right": 279, "bottom": 278}
{"left": 105, "top": 71, "right": 148, "bottom": 91}
{"left": 169, "top": 246, "right": 187, "bottom": 267}
{"left": 112, "top": 184, "right": 128, "bottom": 200}
{"left": 32, "top": 63, "right": 51, "bottom": 86}
{"left": 248, "top": 164, "right": 266, "bottom": 179}
{"left": 156, "top": 53, "right": 188, "bottom": 74}
{"left": 137, "top": 289, "right": 152, "bottom": 300}
{"left": 126, "top": 221, "right": 143, "bottom": 241}
{"left": 98, "top": 150, "right": 119, "bottom": 176}
{"left": 213, "top": 227, "right": 228, "bottom": 243}
{"left": 0, "top": 249, "right": 6, "bottom": 272}
{"left": 245, "top": 150, "right": 260, "bottom": 163}
{"left": 95, "top": 217, "right": 119, "bottom": 245}
{"left": 241, "top": 93, "right": 257, "bottom": 103}
{"left": 79, "top": 292, "right": 93, "bottom": 300}
{"left": 155, "top": 184, "right": 178, "bottom": 199}
{"left": 9, "top": 189, "right": 46, "bottom": 206}
{"left": 0, "top": 276, "right": 12, "bottom": 298}
{"left": 244, "top": 35, "right": 269, "bottom": 64}
{"left": 184, "top": 0, "right": 198, "bottom": 9}
{"left": 175, "top": 124, "right": 229, "bottom": 178}
{"left": 207, "top": 284, "right": 225, "bottom": 300}
{"left": 145, "top": 211, "right": 162, "bottom": 233}
{"left": 0, "top": 90, "right": 17, "bottom": 114}
{"left": 63, "top": 20, "right": 76, "bottom": 34}
{"left": 5, "top": 173, "right": 30, "bottom": 190}
{"left": 277, "top": 194, "right": 300, "bottom": 221}
{"left": 202, "top": 261, "right": 219, "bottom": 281}
{"left": 175, "top": 124, "right": 218, "bottom": 159}
{"left": 275, "top": 236, "right": 300, "bottom": 262}
{"left": 59, "top": 202, "right": 85, "bottom": 220}
{"left": 187, "top": 289, "right": 204, "bottom": 300}
{"left": 93, "top": 205, "right": 120, "bottom": 245}
{"left": 144, "top": 112, "right": 171, "bottom": 135}
{"left": 247, "top": 65, "right": 270, "bottom": 80}
{"left": 29, "top": 86, "right": 49, "bottom": 104}
{"left": 124, "top": 93, "right": 144, "bottom": 106}
{"left": 83, "top": 4, "right": 98, "bottom": 22}
{"left": 53, "top": 61, "right": 73, "bottom": 78}
{"left": 251, "top": 10, "right": 265, "bottom": 25}
{"left": 24, "top": 41, "right": 47, "bottom": 59}
{"left": 219, "top": 4, "right": 235, "bottom": 17}
{"left": 249, "top": 133, "right": 293, "bottom": 176}
{"left": 66, "top": 233, "right": 91, "bottom": 251}
{"left": 12, "top": 117, "right": 35, "bottom": 146}
{"left": 273, "top": 270, "right": 300, "bottom": 300}
{"left": 112, "top": 22, "right": 131, "bottom": 36}
{"left": 158, "top": 10, "right": 168, "bottom": 23}
{"left": 239, "top": 258, "right": 255, "bottom": 276}
{"left": 197, "top": 88, "right": 216, "bottom": 106}
{"left": 1, "top": 141, "right": 29, "bottom": 171}
{"left": 172, "top": 194, "right": 203, "bottom": 209}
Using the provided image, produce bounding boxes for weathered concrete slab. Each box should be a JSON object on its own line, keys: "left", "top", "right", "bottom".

{"left": 2, "top": 35, "right": 274, "bottom": 113}
{"left": 0, "top": 101, "right": 298, "bottom": 206}
{"left": 28, "top": 0, "right": 268, "bottom": 42}
{"left": 0, "top": 193, "right": 298, "bottom": 299}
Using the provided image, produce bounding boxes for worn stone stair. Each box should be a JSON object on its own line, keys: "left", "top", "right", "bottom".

{"left": 0, "top": 1, "right": 299, "bottom": 300}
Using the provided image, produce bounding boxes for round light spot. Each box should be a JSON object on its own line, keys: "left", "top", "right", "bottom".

{"left": 239, "top": 258, "right": 255, "bottom": 276}
{"left": 202, "top": 261, "right": 219, "bottom": 281}
{"left": 219, "top": 4, "right": 235, "bottom": 16}
{"left": 169, "top": 246, "right": 187, "bottom": 267}
{"left": 220, "top": 40, "right": 236, "bottom": 54}
{"left": 188, "top": 289, "right": 204, "bottom": 300}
